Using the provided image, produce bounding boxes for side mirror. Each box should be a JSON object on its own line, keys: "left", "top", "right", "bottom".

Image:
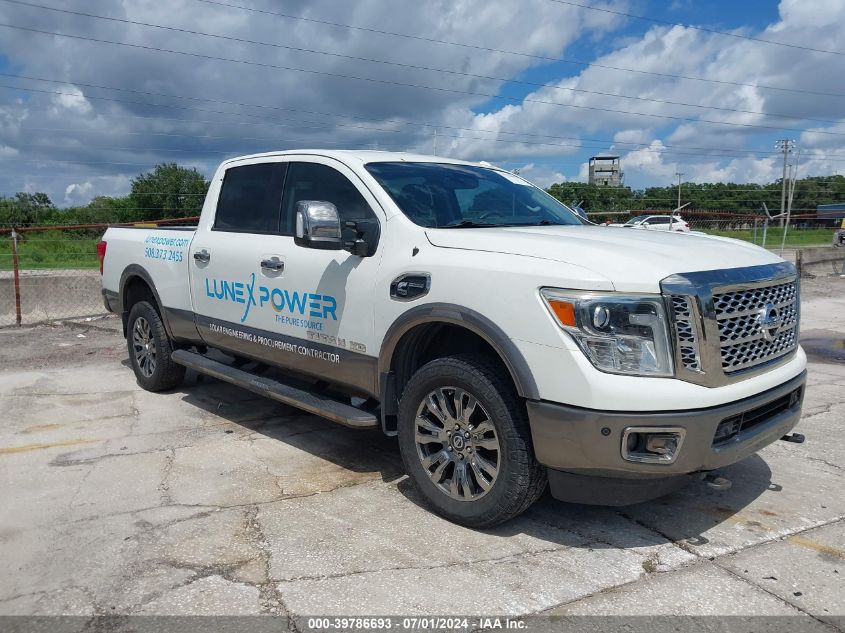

{"left": 295, "top": 200, "right": 342, "bottom": 250}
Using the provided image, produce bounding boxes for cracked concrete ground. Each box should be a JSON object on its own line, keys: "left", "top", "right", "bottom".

{"left": 1, "top": 278, "right": 843, "bottom": 622}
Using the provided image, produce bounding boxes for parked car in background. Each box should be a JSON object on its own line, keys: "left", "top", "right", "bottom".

{"left": 611, "top": 214, "right": 690, "bottom": 232}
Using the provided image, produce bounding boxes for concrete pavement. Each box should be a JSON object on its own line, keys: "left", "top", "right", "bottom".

{"left": 1, "top": 278, "right": 843, "bottom": 622}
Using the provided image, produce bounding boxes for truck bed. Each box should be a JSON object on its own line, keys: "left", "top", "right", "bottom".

{"left": 101, "top": 226, "right": 197, "bottom": 319}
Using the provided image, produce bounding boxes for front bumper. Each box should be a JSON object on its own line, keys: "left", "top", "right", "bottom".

{"left": 527, "top": 371, "right": 806, "bottom": 505}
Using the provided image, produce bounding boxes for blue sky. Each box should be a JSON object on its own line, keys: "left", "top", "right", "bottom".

{"left": 482, "top": 1, "right": 799, "bottom": 187}
{"left": 0, "top": 0, "right": 843, "bottom": 206}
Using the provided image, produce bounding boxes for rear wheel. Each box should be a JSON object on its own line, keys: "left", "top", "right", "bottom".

{"left": 398, "top": 354, "right": 546, "bottom": 527}
{"left": 127, "top": 301, "right": 185, "bottom": 392}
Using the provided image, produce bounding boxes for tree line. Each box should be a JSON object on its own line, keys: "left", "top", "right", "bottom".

{"left": 2, "top": 163, "right": 844, "bottom": 227}
{"left": 0, "top": 163, "right": 209, "bottom": 227}
{"left": 546, "top": 175, "right": 845, "bottom": 216}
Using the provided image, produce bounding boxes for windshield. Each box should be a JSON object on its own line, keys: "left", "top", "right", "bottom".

{"left": 625, "top": 215, "right": 648, "bottom": 225}
{"left": 364, "top": 162, "right": 584, "bottom": 228}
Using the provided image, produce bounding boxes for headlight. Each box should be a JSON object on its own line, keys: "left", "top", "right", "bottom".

{"left": 540, "top": 289, "right": 673, "bottom": 377}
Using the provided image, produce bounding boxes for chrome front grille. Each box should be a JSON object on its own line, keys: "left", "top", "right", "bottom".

{"left": 661, "top": 262, "right": 799, "bottom": 387}
{"left": 713, "top": 281, "right": 799, "bottom": 373}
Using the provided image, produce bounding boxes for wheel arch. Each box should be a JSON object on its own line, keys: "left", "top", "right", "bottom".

{"left": 119, "top": 264, "right": 172, "bottom": 339}
{"left": 378, "top": 303, "right": 540, "bottom": 434}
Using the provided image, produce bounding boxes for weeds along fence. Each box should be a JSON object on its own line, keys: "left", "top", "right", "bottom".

{"left": 0, "top": 217, "right": 198, "bottom": 328}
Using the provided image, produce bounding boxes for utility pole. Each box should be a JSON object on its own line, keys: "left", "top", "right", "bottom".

{"left": 675, "top": 172, "right": 684, "bottom": 211}
{"left": 776, "top": 139, "right": 795, "bottom": 227}
{"left": 433, "top": 129, "right": 438, "bottom": 157}
{"left": 780, "top": 150, "right": 801, "bottom": 255}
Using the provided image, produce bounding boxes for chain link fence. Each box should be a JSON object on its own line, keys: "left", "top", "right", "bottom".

{"left": 1, "top": 218, "right": 197, "bottom": 328}
{"left": 1, "top": 212, "right": 838, "bottom": 328}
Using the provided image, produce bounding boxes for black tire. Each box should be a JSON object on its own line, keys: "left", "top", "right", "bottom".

{"left": 397, "top": 354, "right": 546, "bottom": 527}
{"left": 126, "top": 300, "right": 186, "bottom": 392}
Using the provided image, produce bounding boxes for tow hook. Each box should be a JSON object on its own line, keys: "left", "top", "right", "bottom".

{"left": 780, "top": 433, "right": 805, "bottom": 444}
{"left": 702, "top": 472, "right": 732, "bottom": 491}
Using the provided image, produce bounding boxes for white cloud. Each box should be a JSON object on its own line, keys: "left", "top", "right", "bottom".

{"left": 52, "top": 86, "right": 92, "bottom": 115}
{"left": 64, "top": 181, "right": 93, "bottom": 204}
{"left": 64, "top": 174, "right": 132, "bottom": 206}
{"left": 514, "top": 163, "right": 567, "bottom": 188}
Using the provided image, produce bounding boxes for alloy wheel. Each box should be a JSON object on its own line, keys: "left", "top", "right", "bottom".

{"left": 414, "top": 386, "right": 501, "bottom": 501}
{"left": 132, "top": 316, "right": 157, "bottom": 378}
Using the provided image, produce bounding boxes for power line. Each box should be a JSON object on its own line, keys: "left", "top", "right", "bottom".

{"left": 5, "top": 84, "right": 845, "bottom": 166}
{"left": 2, "top": 22, "right": 844, "bottom": 138}
{"left": 3, "top": 0, "right": 839, "bottom": 126}
{"left": 187, "top": 0, "right": 845, "bottom": 99}
{"left": 547, "top": 0, "right": 845, "bottom": 56}
{"left": 7, "top": 72, "right": 828, "bottom": 158}
{"left": 7, "top": 69, "right": 845, "bottom": 162}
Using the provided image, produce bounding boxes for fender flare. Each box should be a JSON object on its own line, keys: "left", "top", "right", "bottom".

{"left": 118, "top": 264, "right": 174, "bottom": 339}
{"left": 378, "top": 303, "right": 540, "bottom": 400}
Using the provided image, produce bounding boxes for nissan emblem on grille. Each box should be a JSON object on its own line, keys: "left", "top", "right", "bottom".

{"left": 757, "top": 302, "right": 783, "bottom": 342}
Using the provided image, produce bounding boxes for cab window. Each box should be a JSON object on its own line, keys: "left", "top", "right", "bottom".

{"left": 281, "top": 162, "right": 375, "bottom": 235}
{"left": 214, "top": 162, "right": 287, "bottom": 233}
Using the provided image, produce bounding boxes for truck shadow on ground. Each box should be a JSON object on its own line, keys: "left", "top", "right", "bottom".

{"left": 397, "top": 454, "right": 777, "bottom": 551}
{"left": 176, "top": 371, "right": 406, "bottom": 484}
{"left": 171, "top": 370, "right": 777, "bottom": 553}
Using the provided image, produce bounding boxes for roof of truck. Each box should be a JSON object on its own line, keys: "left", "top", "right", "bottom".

{"left": 222, "top": 149, "right": 486, "bottom": 168}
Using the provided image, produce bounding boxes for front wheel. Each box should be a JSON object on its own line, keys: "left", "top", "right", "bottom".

{"left": 397, "top": 355, "right": 546, "bottom": 527}
{"left": 127, "top": 301, "right": 186, "bottom": 392}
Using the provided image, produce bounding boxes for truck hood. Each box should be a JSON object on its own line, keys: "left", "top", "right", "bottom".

{"left": 425, "top": 225, "right": 783, "bottom": 292}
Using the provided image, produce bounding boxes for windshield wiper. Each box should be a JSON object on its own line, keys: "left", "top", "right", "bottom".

{"left": 439, "top": 220, "right": 502, "bottom": 229}
{"left": 507, "top": 219, "right": 565, "bottom": 227}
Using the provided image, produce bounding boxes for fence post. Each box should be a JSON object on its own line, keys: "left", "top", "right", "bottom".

{"left": 10, "top": 228, "right": 22, "bottom": 326}
{"left": 752, "top": 219, "right": 758, "bottom": 245}
{"left": 761, "top": 220, "right": 768, "bottom": 249}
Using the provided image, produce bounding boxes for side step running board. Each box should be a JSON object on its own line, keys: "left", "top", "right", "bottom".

{"left": 171, "top": 350, "right": 378, "bottom": 429}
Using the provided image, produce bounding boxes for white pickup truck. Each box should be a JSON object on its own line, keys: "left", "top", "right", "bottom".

{"left": 100, "top": 150, "right": 806, "bottom": 527}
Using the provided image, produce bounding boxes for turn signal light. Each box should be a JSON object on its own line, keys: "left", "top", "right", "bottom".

{"left": 548, "top": 299, "right": 576, "bottom": 327}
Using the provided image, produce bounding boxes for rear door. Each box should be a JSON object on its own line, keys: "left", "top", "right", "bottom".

{"left": 188, "top": 158, "right": 290, "bottom": 354}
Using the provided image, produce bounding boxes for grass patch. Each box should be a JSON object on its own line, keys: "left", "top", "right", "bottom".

{"left": 0, "top": 226, "right": 835, "bottom": 271}
{"left": 700, "top": 227, "right": 833, "bottom": 248}
{"left": 0, "top": 231, "right": 102, "bottom": 270}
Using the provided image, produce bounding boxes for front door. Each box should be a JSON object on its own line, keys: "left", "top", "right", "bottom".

{"left": 188, "top": 156, "right": 385, "bottom": 397}
{"left": 267, "top": 157, "right": 386, "bottom": 395}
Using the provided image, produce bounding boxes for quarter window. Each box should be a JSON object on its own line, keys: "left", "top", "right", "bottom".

{"left": 214, "top": 162, "right": 286, "bottom": 233}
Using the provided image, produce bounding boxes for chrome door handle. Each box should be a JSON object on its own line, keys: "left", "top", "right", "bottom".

{"left": 193, "top": 250, "right": 210, "bottom": 263}
{"left": 260, "top": 259, "right": 284, "bottom": 271}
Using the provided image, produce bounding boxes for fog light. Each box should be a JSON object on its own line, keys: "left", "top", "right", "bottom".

{"left": 621, "top": 427, "right": 686, "bottom": 464}
{"left": 645, "top": 434, "right": 677, "bottom": 455}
